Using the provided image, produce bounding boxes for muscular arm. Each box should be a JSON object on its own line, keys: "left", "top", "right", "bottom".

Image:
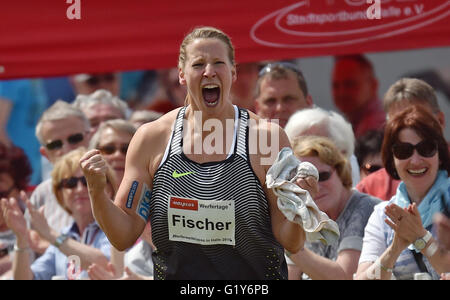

{"left": 250, "top": 116, "right": 306, "bottom": 253}
{"left": 81, "top": 113, "right": 175, "bottom": 251}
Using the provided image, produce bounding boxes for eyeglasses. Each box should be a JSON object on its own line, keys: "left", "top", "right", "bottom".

{"left": 86, "top": 74, "right": 117, "bottom": 86}
{"left": 98, "top": 144, "right": 128, "bottom": 155}
{"left": 362, "top": 163, "right": 382, "bottom": 174}
{"left": 392, "top": 140, "right": 437, "bottom": 160}
{"left": 45, "top": 133, "right": 85, "bottom": 151}
{"left": 58, "top": 176, "right": 87, "bottom": 189}
{"left": 318, "top": 170, "right": 333, "bottom": 182}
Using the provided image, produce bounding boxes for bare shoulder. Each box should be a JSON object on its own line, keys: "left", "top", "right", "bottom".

{"left": 246, "top": 111, "right": 291, "bottom": 176}
{"left": 136, "top": 108, "right": 180, "bottom": 138}
{"left": 247, "top": 111, "right": 291, "bottom": 154}
{"left": 128, "top": 108, "right": 181, "bottom": 174}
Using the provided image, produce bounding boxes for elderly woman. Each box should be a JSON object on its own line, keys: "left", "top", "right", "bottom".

{"left": 0, "top": 147, "right": 116, "bottom": 280}
{"left": 288, "top": 136, "right": 380, "bottom": 280}
{"left": 89, "top": 119, "right": 136, "bottom": 184}
{"left": 285, "top": 107, "right": 361, "bottom": 186}
{"left": 356, "top": 105, "right": 450, "bottom": 280}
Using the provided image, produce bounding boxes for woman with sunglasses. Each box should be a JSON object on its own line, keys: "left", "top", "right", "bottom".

{"left": 356, "top": 104, "right": 450, "bottom": 280}
{"left": 1, "top": 147, "right": 117, "bottom": 279}
{"left": 89, "top": 119, "right": 136, "bottom": 185}
{"left": 287, "top": 136, "right": 380, "bottom": 280}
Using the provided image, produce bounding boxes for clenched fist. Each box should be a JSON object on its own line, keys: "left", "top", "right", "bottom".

{"left": 79, "top": 149, "right": 109, "bottom": 193}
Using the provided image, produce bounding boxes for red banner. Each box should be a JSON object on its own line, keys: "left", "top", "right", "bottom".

{"left": 1, "top": 0, "right": 449, "bottom": 79}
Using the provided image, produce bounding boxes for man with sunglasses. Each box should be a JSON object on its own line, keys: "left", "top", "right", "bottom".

{"left": 254, "top": 62, "right": 313, "bottom": 128}
{"left": 25, "top": 101, "right": 91, "bottom": 255}
{"left": 356, "top": 78, "right": 448, "bottom": 201}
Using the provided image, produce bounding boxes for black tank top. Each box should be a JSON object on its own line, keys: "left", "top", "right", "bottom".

{"left": 150, "top": 106, "right": 287, "bottom": 280}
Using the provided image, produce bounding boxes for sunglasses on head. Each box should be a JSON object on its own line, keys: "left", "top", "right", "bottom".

{"left": 98, "top": 144, "right": 128, "bottom": 155}
{"left": 58, "top": 176, "right": 87, "bottom": 190}
{"left": 45, "top": 133, "right": 84, "bottom": 151}
{"left": 318, "top": 170, "right": 333, "bottom": 182}
{"left": 258, "top": 62, "right": 303, "bottom": 78}
{"left": 86, "top": 74, "right": 116, "bottom": 86}
{"left": 363, "top": 163, "right": 382, "bottom": 174}
{"left": 392, "top": 140, "right": 437, "bottom": 160}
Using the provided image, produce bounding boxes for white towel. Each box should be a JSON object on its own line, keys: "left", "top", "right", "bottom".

{"left": 266, "top": 147, "right": 340, "bottom": 245}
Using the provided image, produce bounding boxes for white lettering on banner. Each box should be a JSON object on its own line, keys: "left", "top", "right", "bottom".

{"left": 168, "top": 196, "right": 235, "bottom": 246}
{"left": 250, "top": 0, "right": 450, "bottom": 48}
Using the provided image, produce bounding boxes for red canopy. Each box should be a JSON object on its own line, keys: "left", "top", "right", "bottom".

{"left": 1, "top": 0, "right": 449, "bottom": 79}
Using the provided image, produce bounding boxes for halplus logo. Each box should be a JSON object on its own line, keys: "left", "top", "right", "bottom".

{"left": 250, "top": 0, "right": 450, "bottom": 48}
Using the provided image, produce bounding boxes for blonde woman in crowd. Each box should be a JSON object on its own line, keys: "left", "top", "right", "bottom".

{"left": 1, "top": 148, "right": 116, "bottom": 279}
{"left": 288, "top": 136, "right": 380, "bottom": 279}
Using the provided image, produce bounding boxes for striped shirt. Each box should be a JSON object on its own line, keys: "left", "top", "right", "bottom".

{"left": 150, "top": 106, "right": 287, "bottom": 280}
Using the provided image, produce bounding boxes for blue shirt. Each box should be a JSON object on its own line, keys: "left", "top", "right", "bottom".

{"left": 0, "top": 79, "right": 48, "bottom": 185}
{"left": 30, "top": 222, "right": 111, "bottom": 280}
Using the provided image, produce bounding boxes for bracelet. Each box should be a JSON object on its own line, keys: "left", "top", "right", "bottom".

{"left": 425, "top": 241, "right": 438, "bottom": 258}
{"left": 375, "top": 257, "right": 393, "bottom": 273}
{"left": 13, "top": 244, "right": 31, "bottom": 253}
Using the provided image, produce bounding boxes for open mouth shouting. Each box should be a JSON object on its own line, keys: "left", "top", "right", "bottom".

{"left": 202, "top": 84, "right": 221, "bottom": 107}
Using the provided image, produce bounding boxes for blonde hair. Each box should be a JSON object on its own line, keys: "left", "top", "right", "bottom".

{"left": 177, "top": 26, "right": 235, "bottom": 107}
{"left": 178, "top": 26, "right": 235, "bottom": 70}
{"left": 293, "top": 136, "right": 352, "bottom": 189}
{"left": 51, "top": 147, "right": 117, "bottom": 214}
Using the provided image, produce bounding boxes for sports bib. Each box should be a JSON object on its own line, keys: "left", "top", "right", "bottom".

{"left": 168, "top": 195, "right": 235, "bottom": 246}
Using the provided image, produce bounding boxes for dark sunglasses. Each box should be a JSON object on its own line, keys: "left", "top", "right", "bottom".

{"left": 392, "top": 140, "right": 437, "bottom": 160}
{"left": 98, "top": 144, "right": 128, "bottom": 155}
{"left": 86, "top": 74, "right": 116, "bottom": 86}
{"left": 318, "top": 171, "right": 333, "bottom": 182}
{"left": 363, "top": 163, "right": 382, "bottom": 174}
{"left": 58, "top": 176, "right": 87, "bottom": 190}
{"left": 45, "top": 133, "right": 85, "bottom": 151}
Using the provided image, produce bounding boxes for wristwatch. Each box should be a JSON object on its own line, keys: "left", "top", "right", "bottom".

{"left": 413, "top": 231, "right": 432, "bottom": 252}
{"left": 53, "top": 234, "right": 69, "bottom": 248}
